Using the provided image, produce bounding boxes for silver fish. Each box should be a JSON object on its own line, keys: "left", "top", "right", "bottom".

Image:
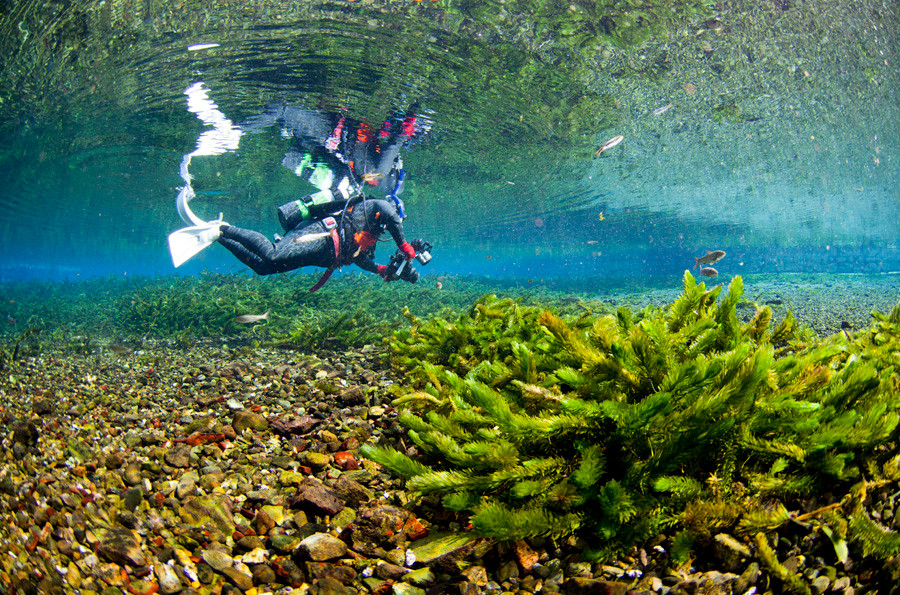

{"left": 235, "top": 311, "right": 270, "bottom": 324}
{"left": 694, "top": 250, "right": 726, "bottom": 269}
{"left": 594, "top": 134, "right": 624, "bottom": 158}
{"left": 700, "top": 267, "right": 719, "bottom": 277}
{"left": 652, "top": 103, "right": 673, "bottom": 116}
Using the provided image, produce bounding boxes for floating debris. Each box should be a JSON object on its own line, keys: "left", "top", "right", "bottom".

{"left": 594, "top": 135, "right": 624, "bottom": 158}
{"left": 235, "top": 311, "right": 270, "bottom": 324}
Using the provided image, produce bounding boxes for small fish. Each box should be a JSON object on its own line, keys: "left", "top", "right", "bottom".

{"left": 361, "top": 171, "right": 382, "bottom": 183}
{"left": 700, "top": 267, "right": 719, "bottom": 277}
{"left": 594, "top": 134, "right": 624, "bottom": 158}
{"left": 694, "top": 250, "right": 726, "bottom": 269}
{"left": 106, "top": 343, "right": 132, "bottom": 355}
{"left": 6, "top": 314, "right": 15, "bottom": 326}
{"left": 235, "top": 311, "right": 270, "bottom": 324}
{"left": 652, "top": 103, "right": 673, "bottom": 116}
{"left": 436, "top": 281, "right": 443, "bottom": 290}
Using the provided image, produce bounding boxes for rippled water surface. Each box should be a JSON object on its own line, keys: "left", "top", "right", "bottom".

{"left": 1, "top": 0, "right": 898, "bottom": 282}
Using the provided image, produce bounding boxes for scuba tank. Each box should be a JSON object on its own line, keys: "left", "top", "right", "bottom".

{"left": 278, "top": 190, "right": 334, "bottom": 232}
{"left": 277, "top": 156, "right": 356, "bottom": 231}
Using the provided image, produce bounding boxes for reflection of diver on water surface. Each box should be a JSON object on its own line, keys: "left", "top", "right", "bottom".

{"left": 167, "top": 83, "right": 433, "bottom": 290}
{"left": 240, "top": 103, "right": 430, "bottom": 199}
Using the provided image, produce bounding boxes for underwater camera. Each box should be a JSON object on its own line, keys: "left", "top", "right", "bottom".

{"left": 384, "top": 239, "right": 432, "bottom": 283}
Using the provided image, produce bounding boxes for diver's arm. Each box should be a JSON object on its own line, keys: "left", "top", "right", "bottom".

{"left": 372, "top": 200, "right": 407, "bottom": 248}
{"left": 353, "top": 254, "right": 382, "bottom": 276}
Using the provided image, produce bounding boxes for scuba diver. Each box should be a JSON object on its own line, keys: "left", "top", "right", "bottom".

{"left": 167, "top": 95, "right": 432, "bottom": 290}
{"left": 218, "top": 194, "right": 431, "bottom": 290}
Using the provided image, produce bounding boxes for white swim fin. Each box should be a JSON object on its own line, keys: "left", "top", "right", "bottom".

{"left": 167, "top": 218, "right": 226, "bottom": 267}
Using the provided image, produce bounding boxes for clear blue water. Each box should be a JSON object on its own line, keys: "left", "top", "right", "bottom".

{"left": 1, "top": 0, "right": 898, "bottom": 285}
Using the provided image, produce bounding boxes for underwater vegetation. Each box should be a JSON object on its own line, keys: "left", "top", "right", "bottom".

{"left": 364, "top": 271, "right": 900, "bottom": 577}
{"left": 0, "top": 273, "right": 617, "bottom": 355}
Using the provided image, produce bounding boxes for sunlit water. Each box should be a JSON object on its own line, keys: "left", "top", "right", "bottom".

{"left": 1, "top": 0, "right": 898, "bottom": 284}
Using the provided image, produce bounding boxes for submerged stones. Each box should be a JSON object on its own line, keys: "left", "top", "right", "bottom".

{"left": 0, "top": 338, "right": 891, "bottom": 595}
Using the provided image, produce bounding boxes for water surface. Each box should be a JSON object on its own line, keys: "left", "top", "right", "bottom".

{"left": 1, "top": 0, "right": 898, "bottom": 282}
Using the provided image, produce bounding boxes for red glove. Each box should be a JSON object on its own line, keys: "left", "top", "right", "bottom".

{"left": 400, "top": 242, "right": 416, "bottom": 261}
{"left": 377, "top": 265, "right": 390, "bottom": 279}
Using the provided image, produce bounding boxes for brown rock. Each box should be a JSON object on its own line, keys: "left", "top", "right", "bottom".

{"left": 348, "top": 503, "right": 409, "bottom": 547}
{"left": 305, "top": 561, "right": 358, "bottom": 584}
{"left": 332, "top": 475, "right": 373, "bottom": 507}
{"left": 252, "top": 563, "right": 277, "bottom": 585}
{"left": 222, "top": 566, "right": 254, "bottom": 590}
{"left": 563, "top": 578, "right": 629, "bottom": 595}
{"left": 271, "top": 415, "right": 322, "bottom": 435}
{"left": 337, "top": 385, "right": 367, "bottom": 406}
{"left": 375, "top": 562, "right": 409, "bottom": 580}
{"left": 105, "top": 452, "right": 126, "bottom": 469}
{"left": 313, "top": 576, "right": 349, "bottom": 595}
{"left": 164, "top": 444, "right": 191, "bottom": 468}
{"left": 514, "top": 539, "right": 539, "bottom": 573}
{"left": 11, "top": 421, "right": 39, "bottom": 445}
{"left": 32, "top": 399, "right": 54, "bottom": 415}
{"left": 288, "top": 478, "right": 345, "bottom": 516}
{"left": 298, "top": 532, "right": 348, "bottom": 561}
{"left": 252, "top": 509, "right": 276, "bottom": 535}
{"left": 97, "top": 528, "right": 146, "bottom": 567}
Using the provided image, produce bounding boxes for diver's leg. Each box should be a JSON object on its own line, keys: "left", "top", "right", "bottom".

{"left": 218, "top": 226, "right": 281, "bottom": 275}
{"left": 219, "top": 223, "right": 335, "bottom": 275}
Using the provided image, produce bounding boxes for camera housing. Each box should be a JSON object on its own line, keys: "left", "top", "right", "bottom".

{"left": 384, "top": 239, "right": 433, "bottom": 283}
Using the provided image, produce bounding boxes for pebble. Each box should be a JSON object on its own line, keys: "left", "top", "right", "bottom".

{"left": 299, "top": 532, "right": 349, "bottom": 560}
{"left": 201, "top": 548, "right": 234, "bottom": 572}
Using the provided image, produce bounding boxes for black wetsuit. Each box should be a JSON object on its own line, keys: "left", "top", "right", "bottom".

{"left": 218, "top": 197, "right": 407, "bottom": 276}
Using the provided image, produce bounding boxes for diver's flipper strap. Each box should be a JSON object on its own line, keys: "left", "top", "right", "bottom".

{"left": 309, "top": 227, "right": 342, "bottom": 293}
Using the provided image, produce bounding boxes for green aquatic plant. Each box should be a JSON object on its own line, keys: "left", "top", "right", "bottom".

{"left": 364, "top": 272, "right": 900, "bottom": 565}
{"left": 0, "top": 272, "right": 617, "bottom": 354}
